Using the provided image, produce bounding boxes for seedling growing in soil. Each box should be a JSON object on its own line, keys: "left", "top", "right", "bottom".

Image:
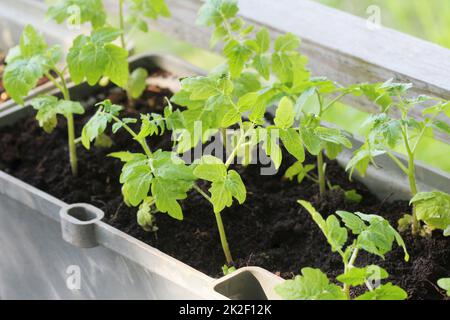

{"left": 275, "top": 201, "right": 409, "bottom": 300}
{"left": 346, "top": 80, "right": 450, "bottom": 235}
{"left": 47, "top": 0, "right": 171, "bottom": 101}
{"left": 438, "top": 278, "right": 450, "bottom": 297}
{"left": 4, "top": 26, "right": 78, "bottom": 175}
{"left": 199, "top": 0, "right": 356, "bottom": 198}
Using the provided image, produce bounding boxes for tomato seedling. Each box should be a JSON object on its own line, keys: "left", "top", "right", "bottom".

{"left": 346, "top": 80, "right": 450, "bottom": 236}
{"left": 275, "top": 201, "right": 409, "bottom": 300}
{"left": 6, "top": 27, "right": 84, "bottom": 169}
{"left": 47, "top": 0, "right": 171, "bottom": 102}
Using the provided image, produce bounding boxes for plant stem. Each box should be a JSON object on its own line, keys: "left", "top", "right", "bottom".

{"left": 67, "top": 114, "right": 78, "bottom": 176}
{"left": 48, "top": 70, "right": 79, "bottom": 176}
{"left": 215, "top": 210, "right": 233, "bottom": 265}
{"left": 224, "top": 124, "right": 253, "bottom": 168}
{"left": 111, "top": 115, "right": 153, "bottom": 158}
{"left": 402, "top": 128, "right": 420, "bottom": 235}
{"left": 119, "top": 0, "right": 126, "bottom": 49}
{"left": 343, "top": 248, "right": 359, "bottom": 299}
{"left": 221, "top": 128, "right": 227, "bottom": 149}
{"left": 386, "top": 151, "right": 409, "bottom": 175}
{"left": 317, "top": 151, "right": 326, "bottom": 197}
{"left": 193, "top": 184, "right": 233, "bottom": 264}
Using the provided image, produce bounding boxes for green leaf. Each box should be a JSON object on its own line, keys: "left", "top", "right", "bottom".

{"left": 256, "top": 28, "right": 270, "bottom": 53}
{"left": 315, "top": 127, "right": 352, "bottom": 149}
{"left": 280, "top": 129, "right": 305, "bottom": 162}
{"left": 193, "top": 156, "right": 227, "bottom": 182}
{"left": 398, "top": 214, "right": 414, "bottom": 233}
{"left": 432, "top": 120, "right": 450, "bottom": 136}
{"left": 336, "top": 211, "right": 366, "bottom": 235}
{"left": 252, "top": 54, "right": 270, "bottom": 80}
{"left": 209, "top": 169, "right": 247, "bottom": 213}
{"left": 284, "top": 162, "right": 315, "bottom": 184}
{"left": 137, "top": 197, "right": 158, "bottom": 232}
{"left": 19, "top": 25, "right": 47, "bottom": 57}
{"left": 437, "top": 278, "right": 450, "bottom": 296}
{"left": 196, "top": 0, "right": 238, "bottom": 26}
{"left": 355, "top": 213, "right": 409, "bottom": 261}
{"left": 210, "top": 181, "right": 233, "bottom": 214}
{"left": 56, "top": 100, "right": 85, "bottom": 117}
{"left": 123, "top": 170, "right": 153, "bottom": 207}
{"left": 344, "top": 190, "right": 363, "bottom": 204}
{"left": 274, "top": 97, "right": 295, "bottom": 129}
{"left": 337, "top": 265, "right": 388, "bottom": 286}
{"left": 355, "top": 283, "right": 408, "bottom": 300}
{"left": 299, "top": 201, "right": 347, "bottom": 252}
{"left": 152, "top": 178, "right": 186, "bottom": 220}
{"left": 411, "top": 191, "right": 450, "bottom": 230}
{"left": 224, "top": 40, "right": 252, "bottom": 78}
{"left": 4, "top": 38, "right": 50, "bottom": 105}
{"left": 275, "top": 268, "right": 346, "bottom": 300}
{"left": 300, "top": 126, "right": 322, "bottom": 155}
{"left": 274, "top": 33, "right": 300, "bottom": 52}
{"left": 129, "top": 0, "right": 171, "bottom": 22}
{"left": 30, "top": 95, "right": 84, "bottom": 133}
{"left": 294, "top": 88, "right": 316, "bottom": 120}
{"left": 30, "top": 95, "right": 59, "bottom": 133}
{"left": 46, "top": 0, "right": 106, "bottom": 28}
{"left": 260, "top": 128, "right": 283, "bottom": 169}
{"left": 109, "top": 151, "right": 145, "bottom": 162}
{"left": 127, "top": 68, "right": 148, "bottom": 99}
{"left": 104, "top": 44, "right": 129, "bottom": 88}
{"left": 225, "top": 170, "right": 246, "bottom": 204}
{"left": 346, "top": 145, "right": 386, "bottom": 178}
{"left": 67, "top": 28, "right": 129, "bottom": 87}
{"left": 82, "top": 112, "right": 111, "bottom": 149}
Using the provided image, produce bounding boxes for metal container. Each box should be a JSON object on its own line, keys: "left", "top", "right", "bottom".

{"left": 1, "top": 53, "right": 449, "bottom": 300}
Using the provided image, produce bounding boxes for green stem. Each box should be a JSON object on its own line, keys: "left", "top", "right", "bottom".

{"left": 343, "top": 248, "right": 359, "bottom": 300}
{"left": 221, "top": 128, "right": 228, "bottom": 149}
{"left": 193, "top": 184, "right": 233, "bottom": 264}
{"left": 110, "top": 115, "right": 153, "bottom": 158}
{"left": 48, "top": 70, "right": 79, "bottom": 176}
{"left": 119, "top": 0, "right": 126, "bottom": 49}
{"left": 386, "top": 151, "right": 409, "bottom": 175}
{"left": 402, "top": 128, "right": 420, "bottom": 235}
{"left": 67, "top": 114, "right": 78, "bottom": 176}
{"left": 317, "top": 151, "right": 326, "bottom": 197}
{"left": 224, "top": 125, "right": 253, "bottom": 168}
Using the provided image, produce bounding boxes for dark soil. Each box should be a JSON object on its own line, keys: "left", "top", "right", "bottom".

{"left": 0, "top": 70, "right": 449, "bottom": 300}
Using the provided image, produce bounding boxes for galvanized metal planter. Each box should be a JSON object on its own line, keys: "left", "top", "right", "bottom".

{"left": 1, "top": 53, "right": 449, "bottom": 300}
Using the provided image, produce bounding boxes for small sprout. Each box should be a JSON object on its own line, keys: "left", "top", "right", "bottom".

{"left": 347, "top": 83, "right": 450, "bottom": 236}
{"left": 275, "top": 201, "right": 409, "bottom": 300}
{"left": 344, "top": 189, "right": 363, "bottom": 204}
{"left": 137, "top": 197, "right": 159, "bottom": 232}
{"left": 437, "top": 278, "right": 450, "bottom": 297}
{"left": 222, "top": 265, "right": 237, "bottom": 276}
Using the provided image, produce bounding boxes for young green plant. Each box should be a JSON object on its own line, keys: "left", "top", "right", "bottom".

{"left": 346, "top": 80, "right": 450, "bottom": 236}
{"left": 275, "top": 201, "right": 409, "bottom": 300}
{"left": 438, "top": 278, "right": 450, "bottom": 297}
{"left": 199, "top": 0, "right": 357, "bottom": 198}
{"left": 47, "top": 0, "right": 171, "bottom": 101}
{"left": 4, "top": 26, "right": 82, "bottom": 175}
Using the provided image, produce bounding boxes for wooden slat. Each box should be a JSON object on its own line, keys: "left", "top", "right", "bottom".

{"left": 154, "top": 0, "right": 450, "bottom": 141}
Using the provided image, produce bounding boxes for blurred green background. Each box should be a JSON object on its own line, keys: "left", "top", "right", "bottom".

{"left": 132, "top": 0, "right": 450, "bottom": 173}
{"left": 317, "top": 0, "right": 450, "bottom": 48}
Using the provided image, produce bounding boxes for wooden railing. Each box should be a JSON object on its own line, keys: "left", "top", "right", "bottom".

{"left": 153, "top": 0, "right": 450, "bottom": 142}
